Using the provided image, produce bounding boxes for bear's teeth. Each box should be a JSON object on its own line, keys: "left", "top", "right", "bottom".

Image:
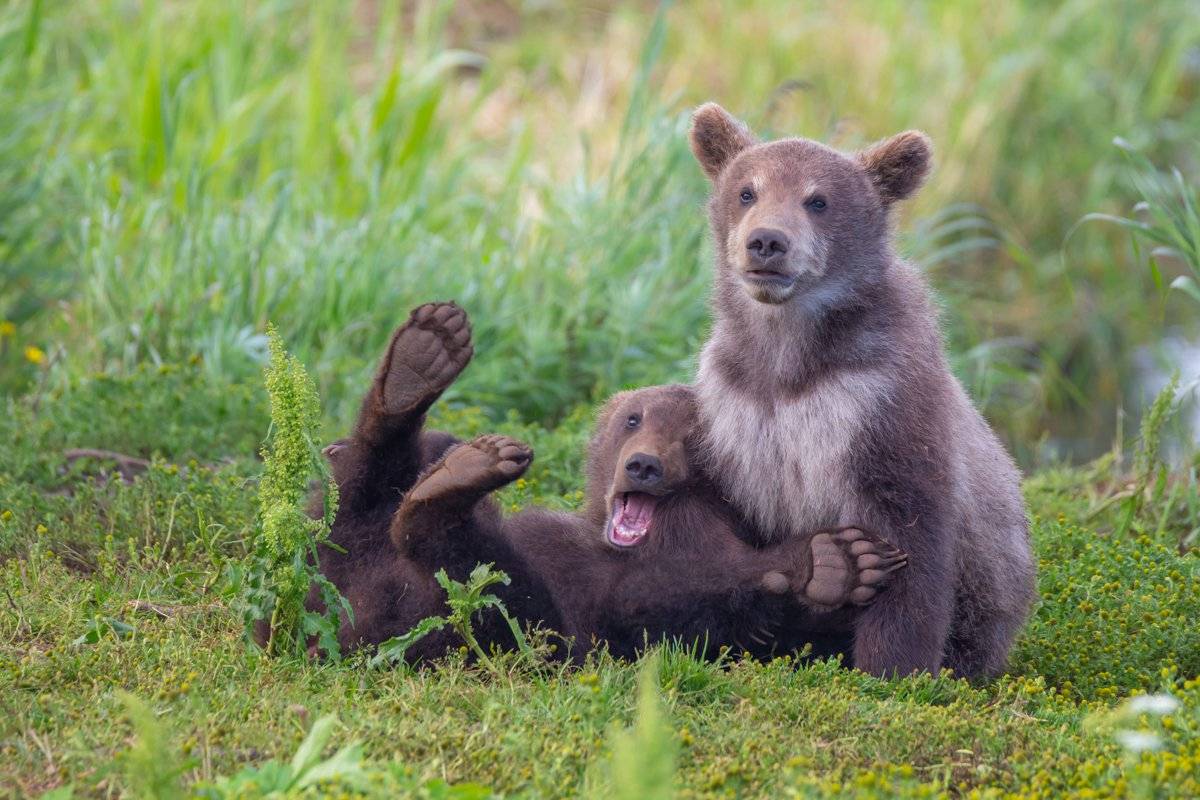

{"left": 607, "top": 493, "right": 656, "bottom": 547}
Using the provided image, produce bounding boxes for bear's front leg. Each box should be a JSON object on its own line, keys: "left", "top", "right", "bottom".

{"left": 392, "top": 434, "right": 532, "bottom": 558}
{"left": 847, "top": 531, "right": 954, "bottom": 678}
{"left": 763, "top": 527, "right": 907, "bottom": 612}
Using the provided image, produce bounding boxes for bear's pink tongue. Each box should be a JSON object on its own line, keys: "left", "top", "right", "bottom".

{"left": 607, "top": 492, "right": 659, "bottom": 547}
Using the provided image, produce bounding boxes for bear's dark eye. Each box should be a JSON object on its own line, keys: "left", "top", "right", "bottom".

{"left": 807, "top": 196, "right": 828, "bottom": 212}
{"left": 739, "top": 189, "right": 755, "bottom": 205}
{"left": 625, "top": 414, "right": 641, "bottom": 430}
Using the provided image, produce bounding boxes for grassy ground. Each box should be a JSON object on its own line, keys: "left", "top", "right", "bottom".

{"left": 3, "top": 0, "right": 1200, "bottom": 797}
{"left": 1, "top": 364, "right": 1199, "bottom": 798}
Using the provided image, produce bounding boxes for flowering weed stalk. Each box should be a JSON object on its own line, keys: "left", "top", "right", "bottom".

{"left": 237, "top": 324, "right": 347, "bottom": 658}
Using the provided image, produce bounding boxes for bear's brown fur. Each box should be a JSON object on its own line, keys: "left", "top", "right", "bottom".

{"left": 297, "top": 303, "right": 558, "bottom": 659}
{"left": 304, "top": 303, "right": 907, "bottom": 661}
{"left": 688, "top": 104, "right": 1036, "bottom": 678}
{"left": 474, "top": 384, "right": 906, "bottom": 659}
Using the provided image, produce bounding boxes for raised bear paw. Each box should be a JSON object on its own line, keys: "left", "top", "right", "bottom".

{"left": 376, "top": 302, "right": 474, "bottom": 415}
{"left": 763, "top": 527, "right": 907, "bottom": 611}
{"left": 405, "top": 434, "right": 533, "bottom": 505}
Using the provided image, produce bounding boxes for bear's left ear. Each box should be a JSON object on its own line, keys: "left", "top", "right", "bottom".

{"left": 689, "top": 103, "right": 758, "bottom": 182}
{"left": 857, "top": 131, "right": 933, "bottom": 205}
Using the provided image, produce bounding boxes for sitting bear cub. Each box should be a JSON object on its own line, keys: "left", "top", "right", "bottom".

{"left": 688, "top": 103, "right": 1036, "bottom": 677}
{"left": 305, "top": 303, "right": 907, "bottom": 661}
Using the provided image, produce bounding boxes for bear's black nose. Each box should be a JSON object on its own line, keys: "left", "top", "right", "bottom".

{"left": 624, "top": 453, "right": 663, "bottom": 485}
{"left": 746, "top": 228, "right": 790, "bottom": 263}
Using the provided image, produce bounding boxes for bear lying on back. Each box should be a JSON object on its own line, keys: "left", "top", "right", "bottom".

{"left": 304, "top": 303, "right": 907, "bottom": 661}
{"left": 294, "top": 303, "right": 546, "bottom": 660}
{"left": 402, "top": 382, "right": 906, "bottom": 659}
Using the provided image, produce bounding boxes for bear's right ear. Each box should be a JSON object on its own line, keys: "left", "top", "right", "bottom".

{"left": 689, "top": 103, "right": 757, "bottom": 182}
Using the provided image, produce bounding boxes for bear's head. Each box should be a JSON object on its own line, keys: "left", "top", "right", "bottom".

{"left": 585, "top": 384, "right": 700, "bottom": 548}
{"left": 688, "top": 103, "right": 931, "bottom": 309}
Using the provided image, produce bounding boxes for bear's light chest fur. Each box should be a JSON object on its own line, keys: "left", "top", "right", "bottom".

{"left": 697, "top": 343, "right": 878, "bottom": 538}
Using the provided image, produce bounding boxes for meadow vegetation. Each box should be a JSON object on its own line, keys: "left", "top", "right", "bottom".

{"left": 2, "top": 0, "right": 1200, "bottom": 797}
{"left": 2, "top": 364, "right": 1200, "bottom": 798}
{"left": 3, "top": 0, "right": 1199, "bottom": 459}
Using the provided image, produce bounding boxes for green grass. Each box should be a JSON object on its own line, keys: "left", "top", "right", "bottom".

{"left": 2, "top": 367, "right": 1200, "bottom": 798}
{"left": 3, "top": 0, "right": 1200, "bottom": 797}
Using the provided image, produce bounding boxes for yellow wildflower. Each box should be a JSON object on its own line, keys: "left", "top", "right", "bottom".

{"left": 0, "top": 321, "right": 14, "bottom": 337}
{"left": 24, "top": 346, "right": 46, "bottom": 364}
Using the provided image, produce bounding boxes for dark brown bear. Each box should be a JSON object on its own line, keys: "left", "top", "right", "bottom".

{"left": 300, "top": 303, "right": 559, "bottom": 659}
{"left": 403, "top": 382, "right": 906, "bottom": 660}
{"left": 688, "top": 104, "right": 1036, "bottom": 678}
{"left": 309, "top": 303, "right": 907, "bottom": 661}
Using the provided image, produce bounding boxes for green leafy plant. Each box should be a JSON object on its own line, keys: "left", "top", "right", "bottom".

{"left": 1086, "top": 373, "right": 1200, "bottom": 549}
{"left": 117, "top": 692, "right": 189, "bottom": 800}
{"left": 588, "top": 655, "right": 678, "bottom": 800}
{"left": 201, "top": 714, "right": 370, "bottom": 797}
{"left": 200, "top": 713, "right": 503, "bottom": 798}
{"left": 370, "top": 563, "right": 538, "bottom": 672}
{"left": 72, "top": 616, "right": 134, "bottom": 646}
{"left": 235, "top": 324, "right": 347, "bottom": 658}
{"left": 1085, "top": 139, "right": 1200, "bottom": 308}
{"left": 114, "top": 701, "right": 501, "bottom": 799}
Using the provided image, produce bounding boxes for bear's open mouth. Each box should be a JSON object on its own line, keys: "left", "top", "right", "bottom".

{"left": 606, "top": 492, "right": 660, "bottom": 547}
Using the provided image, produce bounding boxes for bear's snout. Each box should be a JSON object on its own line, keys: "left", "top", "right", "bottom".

{"left": 624, "top": 452, "right": 664, "bottom": 486}
{"left": 746, "top": 227, "right": 790, "bottom": 265}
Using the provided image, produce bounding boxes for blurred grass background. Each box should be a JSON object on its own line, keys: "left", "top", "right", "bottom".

{"left": 2, "top": 0, "right": 1199, "bottom": 465}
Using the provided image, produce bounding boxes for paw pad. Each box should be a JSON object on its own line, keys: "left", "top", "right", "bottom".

{"left": 379, "top": 302, "right": 474, "bottom": 414}
{"left": 406, "top": 434, "right": 533, "bottom": 504}
{"left": 804, "top": 527, "right": 907, "bottom": 608}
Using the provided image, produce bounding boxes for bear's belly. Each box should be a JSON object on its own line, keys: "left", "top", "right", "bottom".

{"left": 698, "top": 370, "right": 877, "bottom": 541}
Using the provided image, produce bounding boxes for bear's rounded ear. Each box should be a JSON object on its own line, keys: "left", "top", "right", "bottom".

{"left": 689, "top": 103, "right": 757, "bottom": 182}
{"left": 857, "top": 131, "right": 933, "bottom": 205}
{"left": 591, "top": 392, "right": 627, "bottom": 439}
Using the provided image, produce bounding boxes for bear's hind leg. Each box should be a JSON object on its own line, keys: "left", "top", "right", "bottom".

{"left": 849, "top": 541, "right": 955, "bottom": 678}
{"left": 377, "top": 303, "right": 473, "bottom": 419}
{"left": 355, "top": 302, "right": 473, "bottom": 444}
{"left": 339, "top": 303, "right": 474, "bottom": 510}
{"left": 943, "top": 603, "right": 1027, "bottom": 679}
